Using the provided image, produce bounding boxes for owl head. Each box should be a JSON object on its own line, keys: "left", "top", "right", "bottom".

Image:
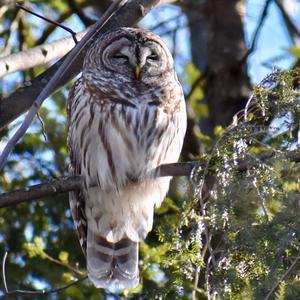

{"left": 83, "top": 27, "right": 175, "bottom": 85}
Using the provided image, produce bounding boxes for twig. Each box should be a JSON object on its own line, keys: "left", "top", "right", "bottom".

{"left": 0, "top": 0, "right": 128, "bottom": 172}
{"left": 274, "top": 0, "right": 300, "bottom": 42}
{"left": 35, "top": 10, "right": 75, "bottom": 46}
{"left": 150, "top": 14, "right": 181, "bottom": 31}
{"left": 43, "top": 252, "right": 85, "bottom": 276}
{"left": 1, "top": 251, "right": 87, "bottom": 299}
{"left": 264, "top": 255, "right": 300, "bottom": 300}
{"left": 37, "top": 112, "right": 47, "bottom": 141}
{"left": 16, "top": 3, "right": 79, "bottom": 43}
{"left": 2, "top": 252, "right": 8, "bottom": 293}
{"left": 240, "top": 0, "right": 274, "bottom": 65}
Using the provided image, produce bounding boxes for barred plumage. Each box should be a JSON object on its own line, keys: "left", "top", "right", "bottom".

{"left": 67, "top": 27, "right": 186, "bottom": 289}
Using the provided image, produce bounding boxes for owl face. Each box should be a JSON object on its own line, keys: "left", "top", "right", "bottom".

{"left": 84, "top": 28, "right": 174, "bottom": 84}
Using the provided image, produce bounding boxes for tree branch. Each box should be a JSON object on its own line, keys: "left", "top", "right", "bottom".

{"left": 240, "top": 0, "right": 273, "bottom": 65}
{"left": 274, "top": 0, "right": 300, "bottom": 43}
{"left": 0, "top": 162, "right": 198, "bottom": 208}
{"left": 66, "top": 0, "right": 94, "bottom": 27}
{"left": 34, "top": 10, "right": 75, "bottom": 46}
{"left": 0, "top": 0, "right": 175, "bottom": 131}
{"left": 0, "top": 29, "right": 87, "bottom": 78}
{"left": 1, "top": 147, "right": 299, "bottom": 208}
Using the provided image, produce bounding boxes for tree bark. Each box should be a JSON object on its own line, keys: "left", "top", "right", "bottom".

{"left": 183, "top": 0, "right": 251, "bottom": 135}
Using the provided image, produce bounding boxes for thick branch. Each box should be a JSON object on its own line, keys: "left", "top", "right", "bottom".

{"left": 0, "top": 162, "right": 197, "bottom": 208}
{"left": 0, "top": 176, "right": 83, "bottom": 208}
{"left": 0, "top": 30, "right": 87, "bottom": 78}
{"left": 0, "top": 0, "right": 175, "bottom": 131}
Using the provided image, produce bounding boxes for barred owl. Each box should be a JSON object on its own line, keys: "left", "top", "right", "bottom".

{"left": 67, "top": 27, "right": 186, "bottom": 289}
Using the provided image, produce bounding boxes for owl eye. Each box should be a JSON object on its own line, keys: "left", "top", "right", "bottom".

{"left": 147, "top": 54, "right": 159, "bottom": 61}
{"left": 113, "top": 53, "right": 128, "bottom": 60}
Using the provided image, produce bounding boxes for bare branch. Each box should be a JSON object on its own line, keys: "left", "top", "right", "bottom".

{"left": 66, "top": 0, "right": 94, "bottom": 27}
{"left": 0, "top": 29, "right": 87, "bottom": 78}
{"left": 0, "top": 176, "right": 83, "bottom": 208}
{"left": 274, "top": 0, "right": 300, "bottom": 42}
{"left": 35, "top": 10, "right": 75, "bottom": 46}
{"left": 0, "top": 146, "right": 299, "bottom": 208}
{"left": 240, "top": 0, "right": 273, "bottom": 65}
{"left": 0, "top": 162, "right": 198, "bottom": 208}
{"left": 16, "top": 3, "right": 78, "bottom": 42}
{"left": 1, "top": 251, "right": 87, "bottom": 300}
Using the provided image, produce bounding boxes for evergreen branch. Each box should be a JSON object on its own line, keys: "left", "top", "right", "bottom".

{"left": 260, "top": 229, "right": 296, "bottom": 298}
{"left": 264, "top": 255, "right": 300, "bottom": 300}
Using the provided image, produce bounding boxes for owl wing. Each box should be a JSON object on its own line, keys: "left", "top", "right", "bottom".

{"left": 67, "top": 79, "right": 88, "bottom": 253}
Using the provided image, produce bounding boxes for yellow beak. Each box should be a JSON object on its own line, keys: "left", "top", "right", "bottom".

{"left": 133, "top": 66, "right": 141, "bottom": 80}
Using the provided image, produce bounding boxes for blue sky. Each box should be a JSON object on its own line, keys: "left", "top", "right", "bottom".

{"left": 245, "top": 0, "right": 300, "bottom": 82}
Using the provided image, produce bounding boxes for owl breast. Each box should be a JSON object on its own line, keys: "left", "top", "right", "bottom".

{"left": 72, "top": 80, "right": 184, "bottom": 188}
{"left": 68, "top": 78, "right": 186, "bottom": 242}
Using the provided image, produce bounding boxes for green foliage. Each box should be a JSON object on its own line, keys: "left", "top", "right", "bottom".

{"left": 186, "top": 69, "right": 300, "bottom": 299}
{"left": 275, "top": 281, "right": 287, "bottom": 300}
{"left": 23, "top": 236, "right": 46, "bottom": 259}
{"left": 185, "top": 63, "right": 207, "bottom": 121}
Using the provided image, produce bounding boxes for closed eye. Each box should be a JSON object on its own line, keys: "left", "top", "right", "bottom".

{"left": 113, "top": 53, "right": 128, "bottom": 60}
{"left": 147, "top": 54, "right": 159, "bottom": 61}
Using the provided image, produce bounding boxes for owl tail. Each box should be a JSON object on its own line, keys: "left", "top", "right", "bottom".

{"left": 86, "top": 230, "right": 139, "bottom": 290}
